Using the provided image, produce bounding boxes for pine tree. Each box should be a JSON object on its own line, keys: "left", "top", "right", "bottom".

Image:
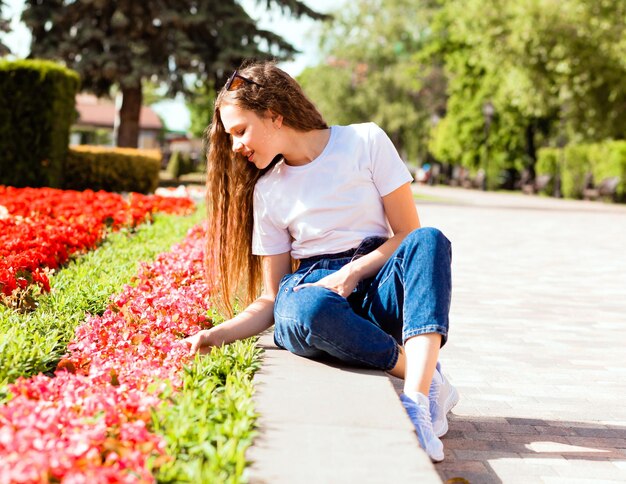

{"left": 22, "top": 0, "right": 327, "bottom": 147}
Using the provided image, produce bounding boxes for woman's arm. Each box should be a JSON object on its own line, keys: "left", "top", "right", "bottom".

{"left": 185, "top": 252, "right": 292, "bottom": 354}
{"left": 295, "top": 182, "right": 420, "bottom": 297}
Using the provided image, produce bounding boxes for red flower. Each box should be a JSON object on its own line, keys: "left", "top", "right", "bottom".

{"left": 0, "top": 186, "right": 196, "bottom": 308}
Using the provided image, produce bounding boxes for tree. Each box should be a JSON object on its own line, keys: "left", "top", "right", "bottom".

{"left": 423, "top": 0, "right": 533, "bottom": 185}
{"left": 496, "top": 0, "right": 626, "bottom": 142}
{"left": 428, "top": 0, "right": 626, "bottom": 181}
{"left": 298, "top": 0, "right": 447, "bottom": 163}
{"left": 22, "top": 0, "right": 327, "bottom": 147}
{"left": 186, "top": 79, "right": 217, "bottom": 139}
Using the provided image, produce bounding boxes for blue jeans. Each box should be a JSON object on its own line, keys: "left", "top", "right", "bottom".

{"left": 273, "top": 227, "right": 452, "bottom": 371}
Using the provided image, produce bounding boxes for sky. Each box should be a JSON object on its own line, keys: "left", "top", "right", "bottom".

{"left": 1, "top": 0, "right": 343, "bottom": 131}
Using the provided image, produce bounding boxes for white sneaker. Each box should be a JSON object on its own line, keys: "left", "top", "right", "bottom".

{"left": 400, "top": 392, "right": 445, "bottom": 462}
{"left": 429, "top": 362, "right": 460, "bottom": 437}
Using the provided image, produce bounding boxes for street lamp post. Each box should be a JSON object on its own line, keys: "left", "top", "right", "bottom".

{"left": 482, "top": 101, "right": 495, "bottom": 191}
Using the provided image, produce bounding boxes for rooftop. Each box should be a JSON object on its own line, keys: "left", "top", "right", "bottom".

{"left": 75, "top": 93, "right": 163, "bottom": 130}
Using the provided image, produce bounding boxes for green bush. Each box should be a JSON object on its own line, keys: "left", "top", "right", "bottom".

{"left": 167, "top": 151, "right": 182, "bottom": 179}
{"left": 167, "top": 151, "right": 195, "bottom": 179}
{"left": 535, "top": 147, "right": 560, "bottom": 195}
{"left": 607, "top": 142, "right": 626, "bottom": 201}
{"left": 64, "top": 146, "right": 161, "bottom": 193}
{"left": 538, "top": 142, "right": 626, "bottom": 201}
{"left": 588, "top": 141, "right": 626, "bottom": 201}
{"left": 561, "top": 144, "right": 592, "bottom": 199}
{"left": 0, "top": 59, "right": 80, "bottom": 188}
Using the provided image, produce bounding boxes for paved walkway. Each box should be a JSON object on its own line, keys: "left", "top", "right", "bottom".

{"left": 248, "top": 185, "right": 626, "bottom": 483}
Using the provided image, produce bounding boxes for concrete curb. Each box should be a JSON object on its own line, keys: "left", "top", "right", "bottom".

{"left": 246, "top": 332, "right": 441, "bottom": 483}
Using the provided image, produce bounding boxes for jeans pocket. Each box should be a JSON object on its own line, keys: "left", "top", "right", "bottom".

{"left": 292, "top": 262, "right": 320, "bottom": 288}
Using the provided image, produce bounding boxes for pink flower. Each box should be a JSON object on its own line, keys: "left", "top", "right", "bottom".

{"left": 0, "top": 220, "right": 214, "bottom": 482}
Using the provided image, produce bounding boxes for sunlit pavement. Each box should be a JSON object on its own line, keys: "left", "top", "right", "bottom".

{"left": 397, "top": 184, "right": 626, "bottom": 483}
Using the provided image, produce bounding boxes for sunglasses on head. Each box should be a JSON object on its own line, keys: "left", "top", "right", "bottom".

{"left": 225, "top": 70, "right": 264, "bottom": 91}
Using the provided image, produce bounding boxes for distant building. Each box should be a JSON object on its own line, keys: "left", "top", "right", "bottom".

{"left": 166, "top": 133, "right": 203, "bottom": 155}
{"left": 71, "top": 94, "right": 163, "bottom": 149}
{"left": 161, "top": 132, "right": 205, "bottom": 170}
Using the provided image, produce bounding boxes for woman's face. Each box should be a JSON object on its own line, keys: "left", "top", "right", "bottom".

{"left": 219, "top": 102, "right": 282, "bottom": 170}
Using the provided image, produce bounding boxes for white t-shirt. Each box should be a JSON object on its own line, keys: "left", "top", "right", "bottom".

{"left": 251, "top": 122, "right": 413, "bottom": 259}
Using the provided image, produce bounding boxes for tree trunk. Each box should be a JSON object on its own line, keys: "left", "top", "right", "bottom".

{"left": 116, "top": 84, "right": 143, "bottom": 148}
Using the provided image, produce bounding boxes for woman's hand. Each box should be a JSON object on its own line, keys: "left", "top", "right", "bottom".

{"left": 184, "top": 329, "right": 218, "bottom": 355}
{"left": 294, "top": 265, "right": 360, "bottom": 298}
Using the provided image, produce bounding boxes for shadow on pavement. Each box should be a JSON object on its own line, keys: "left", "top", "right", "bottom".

{"left": 258, "top": 341, "right": 626, "bottom": 483}
{"left": 386, "top": 373, "right": 625, "bottom": 483}
{"left": 436, "top": 414, "right": 626, "bottom": 483}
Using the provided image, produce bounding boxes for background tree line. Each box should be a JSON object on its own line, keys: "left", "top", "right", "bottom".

{"left": 297, "top": 0, "right": 626, "bottom": 189}
{"left": 2, "top": 0, "right": 625, "bottom": 189}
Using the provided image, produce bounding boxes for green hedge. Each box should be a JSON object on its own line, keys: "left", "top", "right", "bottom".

{"left": 562, "top": 144, "right": 592, "bottom": 199}
{"left": 0, "top": 59, "right": 80, "bottom": 188}
{"left": 535, "top": 147, "right": 559, "bottom": 195}
{"left": 589, "top": 141, "right": 626, "bottom": 201}
{"left": 167, "top": 151, "right": 196, "bottom": 179}
{"left": 537, "top": 141, "right": 626, "bottom": 201}
{"left": 64, "top": 146, "right": 161, "bottom": 194}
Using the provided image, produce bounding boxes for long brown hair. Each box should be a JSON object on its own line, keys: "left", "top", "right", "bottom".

{"left": 205, "top": 60, "right": 328, "bottom": 317}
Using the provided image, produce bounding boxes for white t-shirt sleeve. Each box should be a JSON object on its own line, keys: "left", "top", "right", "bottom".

{"left": 252, "top": 183, "right": 292, "bottom": 255}
{"left": 368, "top": 123, "right": 414, "bottom": 196}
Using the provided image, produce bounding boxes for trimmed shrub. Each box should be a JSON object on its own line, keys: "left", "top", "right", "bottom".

{"left": 562, "top": 144, "right": 592, "bottom": 199}
{"left": 64, "top": 146, "right": 161, "bottom": 194}
{"left": 167, "top": 151, "right": 182, "bottom": 179}
{"left": 535, "top": 147, "right": 560, "bottom": 195}
{"left": 167, "top": 150, "right": 195, "bottom": 179}
{"left": 588, "top": 141, "right": 626, "bottom": 201}
{"left": 538, "top": 141, "right": 626, "bottom": 201}
{"left": 0, "top": 59, "right": 80, "bottom": 188}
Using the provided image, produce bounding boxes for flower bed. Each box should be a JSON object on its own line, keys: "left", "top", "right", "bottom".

{"left": 0, "top": 208, "right": 205, "bottom": 396}
{"left": 0, "top": 186, "right": 195, "bottom": 308}
{"left": 0, "top": 223, "right": 214, "bottom": 482}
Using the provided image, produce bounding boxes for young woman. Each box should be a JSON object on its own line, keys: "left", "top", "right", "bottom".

{"left": 184, "top": 61, "right": 458, "bottom": 462}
